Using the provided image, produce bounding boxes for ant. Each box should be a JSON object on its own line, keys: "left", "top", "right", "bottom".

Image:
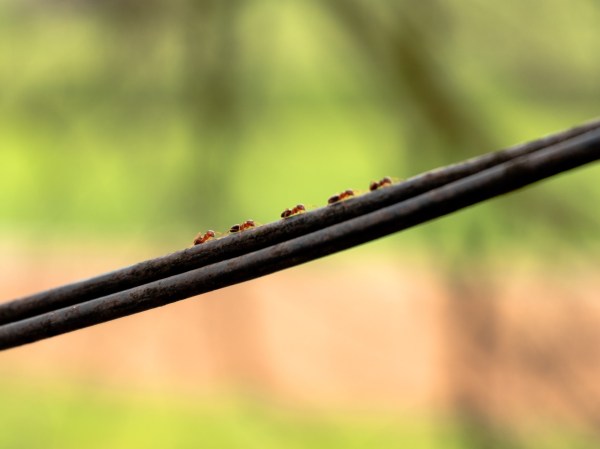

{"left": 193, "top": 230, "right": 216, "bottom": 245}
{"left": 369, "top": 176, "right": 393, "bottom": 191}
{"left": 327, "top": 189, "right": 355, "bottom": 205}
{"left": 281, "top": 204, "right": 306, "bottom": 218}
{"left": 230, "top": 219, "right": 255, "bottom": 233}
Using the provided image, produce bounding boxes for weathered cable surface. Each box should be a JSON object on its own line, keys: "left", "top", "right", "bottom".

{"left": 0, "top": 127, "right": 598, "bottom": 350}
{"left": 1, "top": 118, "right": 599, "bottom": 325}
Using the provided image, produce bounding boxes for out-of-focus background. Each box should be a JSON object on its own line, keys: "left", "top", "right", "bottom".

{"left": 1, "top": 0, "right": 599, "bottom": 447}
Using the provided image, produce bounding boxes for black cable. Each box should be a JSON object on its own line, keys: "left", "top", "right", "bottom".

{"left": 1, "top": 127, "right": 598, "bottom": 350}
{"left": 1, "top": 118, "right": 598, "bottom": 325}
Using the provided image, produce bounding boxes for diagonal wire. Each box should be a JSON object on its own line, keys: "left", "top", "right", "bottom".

{"left": 0, "top": 126, "right": 599, "bottom": 350}
{"left": 1, "top": 118, "right": 599, "bottom": 326}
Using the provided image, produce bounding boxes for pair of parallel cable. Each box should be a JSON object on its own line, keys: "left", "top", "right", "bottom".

{"left": 1, "top": 119, "right": 599, "bottom": 350}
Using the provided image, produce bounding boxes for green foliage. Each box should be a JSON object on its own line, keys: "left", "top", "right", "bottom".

{"left": 0, "top": 380, "right": 436, "bottom": 449}
{"left": 1, "top": 0, "right": 599, "bottom": 253}
{"left": 0, "top": 380, "right": 597, "bottom": 449}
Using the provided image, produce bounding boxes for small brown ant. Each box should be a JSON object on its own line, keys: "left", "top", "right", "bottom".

{"left": 369, "top": 176, "right": 393, "bottom": 191}
{"left": 230, "top": 219, "right": 255, "bottom": 233}
{"left": 281, "top": 204, "right": 306, "bottom": 218}
{"left": 327, "top": 189, "right": 354, "bottom": 205}
{"left": 241, "top": 219, "right": 255, "bottom": 231}
{"left": 193, "top": 230, "right": 216, "bottom": 245}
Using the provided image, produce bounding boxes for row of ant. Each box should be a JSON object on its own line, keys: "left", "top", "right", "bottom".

{"left": 192, "top": 176, "right": 394, "bottom": 246}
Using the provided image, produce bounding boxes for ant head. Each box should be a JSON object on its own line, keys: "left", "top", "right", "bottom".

{"left": 245, "top": 220, "right": 256, "bottom": 227}
{"left": 381, "top": 176, "right": 392, "bottom": 184}
{"left": 344, "top": 189, "right": 354, "bottom": 196}
{"left": 206, "top": 230, "right": 216, "bottom": 238}
{"left": 296, "top": 204, "right": 306, "bottom": 211}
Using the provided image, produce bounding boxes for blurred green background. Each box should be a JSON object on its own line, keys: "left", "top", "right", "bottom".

{"left": 1, "top": 0, "right": 599, "bottom": 448}
{"left": 2, "top": 0, "right": 598, "bottom": 247}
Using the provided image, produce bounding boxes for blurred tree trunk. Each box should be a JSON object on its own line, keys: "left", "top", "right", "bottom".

{"left": 444, "top": 264, "right": 522, "bottom": 449}
{"left": 321, "top": 0, "right": 494, "bottom": 171}
{"left": 97, "top": 0, "right": 248, "bottom": 225}
{"left": 177, "top": 0, "right": 247, "bottom": 224}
